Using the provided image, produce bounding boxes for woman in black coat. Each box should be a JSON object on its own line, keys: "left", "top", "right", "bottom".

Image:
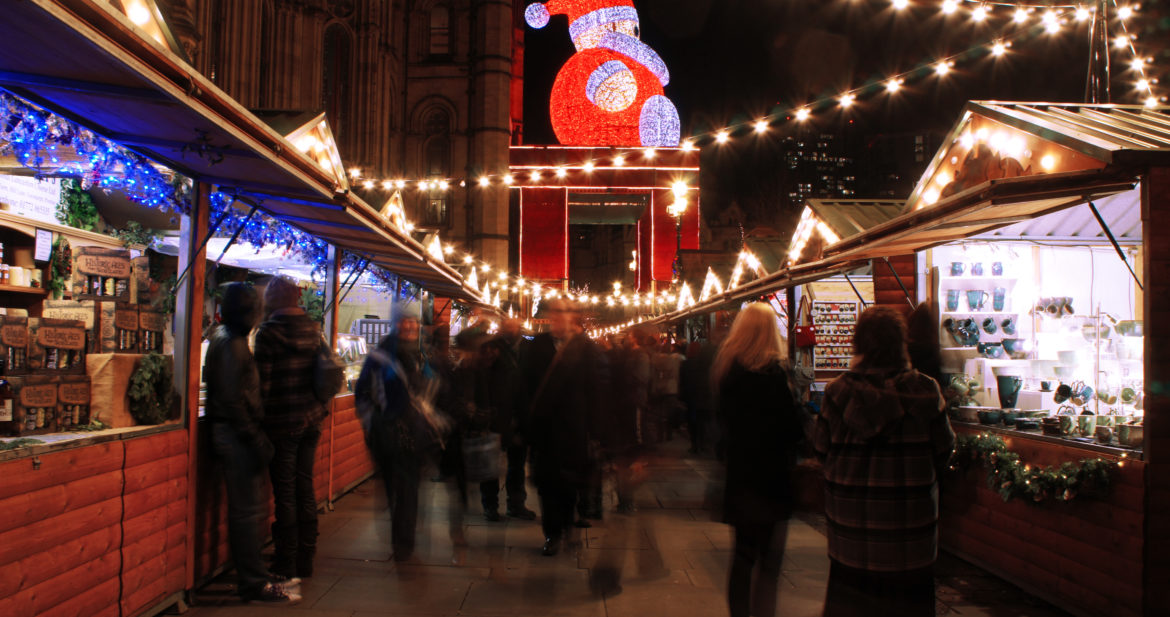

{"left": 713, "top": 303, "right": 804, "bottom": 617}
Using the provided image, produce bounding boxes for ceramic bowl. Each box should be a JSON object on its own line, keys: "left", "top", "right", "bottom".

{"left": 1014, "top": 418, "right": 1041, "bottom": 430}
{"left": 1001, "top": 410, "right": 1020, "bottom": 425}
{"left": 978, "top": 410, "right": 1003, "bottom": 425}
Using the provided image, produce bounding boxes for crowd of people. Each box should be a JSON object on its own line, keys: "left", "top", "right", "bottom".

{"left": 206, "top": 282, "right": 955, "bottom": 617}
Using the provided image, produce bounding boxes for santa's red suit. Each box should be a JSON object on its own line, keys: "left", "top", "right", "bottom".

{"left": 526, "top": 0, "right": 680, "bottom": 147}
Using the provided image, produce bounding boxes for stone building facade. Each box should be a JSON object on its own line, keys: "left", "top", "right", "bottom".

{"left": 158, "top": 0, "right": 519, "bottom": 267}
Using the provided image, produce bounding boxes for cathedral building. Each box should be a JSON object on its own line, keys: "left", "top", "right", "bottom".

{"left": 158, "top": 0, "right": 519, "bottom": 267}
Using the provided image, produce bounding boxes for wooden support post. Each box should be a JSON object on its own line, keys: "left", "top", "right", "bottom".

{"left": 325, "top": 246, "right": 340, "bottom": 510}
{"left": 181, "top": 183, "right": 210, "bottom": 590}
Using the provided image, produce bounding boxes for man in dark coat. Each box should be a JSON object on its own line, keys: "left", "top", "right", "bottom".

{"left": 480, "top": 317, "right": 537, "bottom": 521}
{"left": 525, "top": 299, "right": 609, "bottom": 555}
{"left": 254, "top": 277, "right": 330, "bottom": 578}
{"left": 206, "top": 282, "right": 300, "bottom": 604}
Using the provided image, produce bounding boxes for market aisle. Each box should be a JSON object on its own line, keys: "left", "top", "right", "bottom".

{"left": 186, "top": 438, "right": 1072, "bottom": 617}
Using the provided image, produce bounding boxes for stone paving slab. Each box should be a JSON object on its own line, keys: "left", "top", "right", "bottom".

{"left": 186, "top": 437, "right": 1072, "bottom": 617}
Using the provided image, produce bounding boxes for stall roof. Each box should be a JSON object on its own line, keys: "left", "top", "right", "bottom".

{"left": 807, "top": 200, "right": 905, "bottom": 239}
{"left": 0, "top": 0, "right": 483, "bottom": 304}
{"left": 638, "top": 101, "right": 1168, "bottom": 328}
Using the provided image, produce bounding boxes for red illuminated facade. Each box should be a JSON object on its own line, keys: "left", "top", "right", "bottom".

{"left": 511, "top": 146, "right": 700, "bottom": 291}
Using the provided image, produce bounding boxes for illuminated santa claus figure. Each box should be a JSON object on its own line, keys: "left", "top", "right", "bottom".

{"left": 525, "top": 0, "right": 681, "bottom": 147}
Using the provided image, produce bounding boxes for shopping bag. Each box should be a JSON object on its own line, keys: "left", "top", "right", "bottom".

{"left": 462, "top": 432, "right": 501, "bottom": 483}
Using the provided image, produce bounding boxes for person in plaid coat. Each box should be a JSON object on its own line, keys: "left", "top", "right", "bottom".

{"left": 815, "top": 306, "right": 954, "bottom": 617}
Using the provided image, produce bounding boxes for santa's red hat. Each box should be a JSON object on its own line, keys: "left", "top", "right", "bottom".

{"left": 526, "top": 1, "right": 639, "bottom": 36}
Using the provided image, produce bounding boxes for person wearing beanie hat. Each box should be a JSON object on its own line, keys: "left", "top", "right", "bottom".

{"left": 205, "top": 282, "right": 300, "bottom": 604}
{"left": 525, "top": 0, "right": 680, "bottom": 147}
{"left": 355, "top": 300, "right": 446, "bottom": 562}
{"left": 254, "top": 276, "right": 332, "bottom": 579}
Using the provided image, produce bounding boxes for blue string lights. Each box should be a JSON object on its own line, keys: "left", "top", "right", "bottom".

{"left": 0, "top": 90, "right": 191, "bottom": 217}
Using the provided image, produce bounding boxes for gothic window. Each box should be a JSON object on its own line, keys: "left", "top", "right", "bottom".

{"left": 323, "top": 23, "right": 352, "bottom": 135}
{"left": 428, "top": 5, "right": 451, "bottom": 57}
{"left": 421, "top": 108, "right": 452, "bottom": 227}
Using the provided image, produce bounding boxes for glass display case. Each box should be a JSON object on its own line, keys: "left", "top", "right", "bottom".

{"left": 336, "top": 333, "right": 367, "bottom": 393}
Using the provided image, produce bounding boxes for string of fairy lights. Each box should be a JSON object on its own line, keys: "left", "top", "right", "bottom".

{"left": 350, "top": 0, "right": 1166, "bottom": 327}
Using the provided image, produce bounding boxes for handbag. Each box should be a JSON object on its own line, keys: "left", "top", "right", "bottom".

{"left": 792, "top": 294, "right": 817, "bottom": 348}
{"left": 462, "top": 432, "right": 502, "bottom": 483}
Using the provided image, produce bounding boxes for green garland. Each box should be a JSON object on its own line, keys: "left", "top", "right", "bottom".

{"left": 128, "top": 352, "right": 173, "bottom": 425}
{"left": 0, "top": 437, "right": 44, "bottom": 451}
{"left": 950, "top": 433, "right": 1120, "bottom": 504}
{"left": 47, "top": 236, "right": 71, "bottom": 299}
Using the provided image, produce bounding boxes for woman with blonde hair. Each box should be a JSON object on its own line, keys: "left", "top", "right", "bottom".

{"left": 713, "top": 302, "right": 804, "bottom": 617}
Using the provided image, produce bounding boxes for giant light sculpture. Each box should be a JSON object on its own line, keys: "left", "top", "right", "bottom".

{"left": 525, "top": 0, "right": 681, "bottom": 147}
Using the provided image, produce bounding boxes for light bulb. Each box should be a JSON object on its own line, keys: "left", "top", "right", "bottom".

{"left": 941, "top": 1, "right": 958, "bottom": 15}
{"left": 715, "top": 130, "right": 730, "bottom": 143}
{"left": 438, "top": 180, "right": 449, "bottom": 190}
{"left": 125, "top": 1, "right": 152, "bottom": 26}
{"left": 754, "top": 119, "right": 769, "bottom": 134}
{"left": 991, "top": 41, "right": 1008, "bottom": 56}
{"left": 1075, "top": 6, "right": 1091, "bottom": 22}
{"left": 681, "top": 140, "right": 697, "bottom": 151}
{"left": 1146, "top": 96, "right": 1159, "bottom": 108}
{"left": 839, "top": 93, "right": 856, "bottom": 108}
{"left": 1118, "top": 5, "right": 1134, "bottom": 20}
{"left": 1043, "top": 12, "right": 1060, "bottom": 33}
{"left": 613, "top": 155, "right": 625, "bottom": 166}
{"left": 795, "top": 108, "right": 811, "bottom": 121}
{"left": 935, "top": 61, "right": 951, "bottom": 76}
{"left": 502, "top": 174, "right": 514, "bottom": 185}
{"left": 1040, "top": 155, "right": 1056, "bottom": 171}
{"left": 892, "top": 0, "right": 909, "bottom": 10}
{"left": 381, "top": 180, "right": 394, "bottom": 190}
{"left": 478, "top": 176, "right": 490, "bottom": 187}
{"left": 530, "top": 170, "right": 541, "bottom": 182}
{"left": 349, "top": 167, "right": 362, "bottom": 178}
{"left": 583, "top": 161, "right": 595, "bottom": 172}
{"left": 362, "top": 180, "right": 375, "bottom": 190}
{"left": 972, "top": 6, "right": 988, "bottom": 22}
{"left": 1137, "top": 79, "right": 1151, "bottom": 91}
{"left": 555, "top": 167, "right": 567, "bottom": 178}
{"left": 643, "top": 147, "right": 656, "bottom": 159}
{"left": 1114, "top": 35, "right": 1130, "bottom": 50}
{"left": 1013, "top": 8, "right": 1028, "bottom": 23}
{"left": 885, "top": 78, "right": 902, "bottom": 93}
{"left": 395, "top": 179, "right": 406, "bottom": 189}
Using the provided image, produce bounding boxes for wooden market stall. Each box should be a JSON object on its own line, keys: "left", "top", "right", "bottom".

{"left": 640, "top": 100, "right": 1169, "bottom": 617}
{"left": 0, "top": 3, "right": 487, "bottom": 617}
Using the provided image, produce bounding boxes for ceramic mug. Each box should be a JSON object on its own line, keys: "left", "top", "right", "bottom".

{"left": 1054, "top": 383, "right": 1073, "bottom": 403}
{"left": 1059, "top": 414, "right": 1075, "bottom": 435}
{"left": 991, "top": 261, "right": 1004, "bottom": 276}
{"left": 950, "top": 262, "right": 965, "bottom": 276}
{"left": 1120, "top": 386, "right": 1137, "bottom": 404}
{"left": 977, "top": 342, "right": 1004, "bottom": 359}
{"left": 992, "top": 287, "right": 1007, "bottom": 311}
{"left": 982, "top": 317, "right": 998, "bottom": 335}
{"left": 1077, "top": 415, "right": 1097, "bottom": 437}
{"left": 1096, "top": 425, "right": 1114, "bottom": 444}
{"left": 1040, "top": 381, "right": 1053, "bottom": 392}
{"left": 1001, "top": 338, "right": 1024, "bottom": 357}
{"left": 967, "top": 290, "right": 990, "bottom": 311}
{"left": 1001, "top": 317, "right": 1017, "bottom": 336}
{"left": 971, "top": 262, "right": 984, "bottom": 276}
{"left": 1071, "top": 381, "right": 1094, "bottom": 406}
{"left": 946, "top": 289, "right": 961, "bottom": 312}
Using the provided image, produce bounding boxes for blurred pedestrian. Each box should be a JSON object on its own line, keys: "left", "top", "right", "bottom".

{"left": 206, "top": 282, "right": 300, "bottom": 604}
{"left": 354, "top": 303, "right": 447, "bottom": 562}
{"left": 525, "top": 299, "right": 609, "bottom": 556}
{"left": 650, "top": 341, "right": 684, "bottom": 441}
{"left": 712, "top": 302, "right": 804, "bottom": 617}
{"left": 680, "top": 340, "right": 716, "bottom": 455}
{"left": 906, "top": 302, "right": 943, "bottom": 387}
{"left": 481, "top": 318, "right": 537, "bottom": 521}
{"left": 255, "top": 276, "right": 331, "bottom": 579}
{"left": 815, "top": 306, "right": 954, "bottom": 617}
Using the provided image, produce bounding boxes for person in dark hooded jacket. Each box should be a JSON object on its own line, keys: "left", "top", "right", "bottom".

{"left": 205, "top": 282, "right": 300, "bottom": 604}
{"left": 815, "top": 306, "right": 954, "bottom": 617}
{"left": 354, "top": 302, "right": 446, "bottom": 561}
{"left": 254, "top": 276, "right": 330, "bottom": 578}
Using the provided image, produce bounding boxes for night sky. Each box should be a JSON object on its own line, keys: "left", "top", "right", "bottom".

{"left": 522, "top": 0, "right": 1169, "bottom": 229}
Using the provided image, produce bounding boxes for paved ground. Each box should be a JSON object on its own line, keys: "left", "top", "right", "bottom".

{"left": 186, "top": 438, "right": 1071, "bottom": 617}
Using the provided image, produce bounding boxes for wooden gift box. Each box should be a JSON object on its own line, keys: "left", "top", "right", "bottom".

{"left": 28, "top": 318, "right": 87, "bottom": 374}
{"left": 57, "top": 374, "right": 91, "bottom": 431}
{"left": 71, "top": 246, "right": 132, "bottom": 302}
{"left": 0, "top": 315, "right": 30, "bottom": 375}
{"left": 10, "top": 375, "right": 59, "bottom": 436}
{"left": 138, "top": 307, "right": 166, "bottom": 354}
{"left": 114, "top": 303, "right": 140, "bottom": 353}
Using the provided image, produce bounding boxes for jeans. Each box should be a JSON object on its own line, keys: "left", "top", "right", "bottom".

{"left": 376, "top": 450, "right": 422, "bottom": 557}
{"left": 822, "top": 560, "right": 934, "bottom": 617}
{"left": 480, "top": 443, "right": 529, "bottom": 512}
{"left": 728, "top": 520, "right": 788, "bottom": 617}
{"left": 210, "top": 423, "right": 270, "bottom": 597}
{"left": 268, "top": 425, "right": 322, "bottom": 576}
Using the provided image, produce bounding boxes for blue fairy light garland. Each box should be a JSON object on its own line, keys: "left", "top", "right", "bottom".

{"left": 0, "top": 90, "right": 191, "bottom": 217}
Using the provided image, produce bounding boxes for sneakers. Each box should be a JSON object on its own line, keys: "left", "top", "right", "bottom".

{"left": 506, "top": 507, "right": 537, "bottom": 520}
{"left": 541, "top": 537, "right": 561, "bottom": 556}
{"left": 244, "top": 582, "right": 301, "bottom": 604}
{"left": 269, "top": 574, "right": 302, "bottom": 587}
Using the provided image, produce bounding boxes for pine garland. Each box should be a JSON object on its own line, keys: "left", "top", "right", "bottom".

{"left": 949, "top": 433, "right": 1121, "bottom": 504}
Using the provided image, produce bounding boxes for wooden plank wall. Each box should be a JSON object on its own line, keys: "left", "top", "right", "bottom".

{"left": 0, "top": 429, "right": 187, "bottom": 617}
{"left": 0, "top": 394, "right": 376, "bottom": 617}
{"left": 871, "top": 254, "right": 918, "bottom": 312}
{"left": 1142, "top": 166, "right": 1170, "bottom": 616}
{"left": 940, "top": 425, "right": 1144, "bottom": 617}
